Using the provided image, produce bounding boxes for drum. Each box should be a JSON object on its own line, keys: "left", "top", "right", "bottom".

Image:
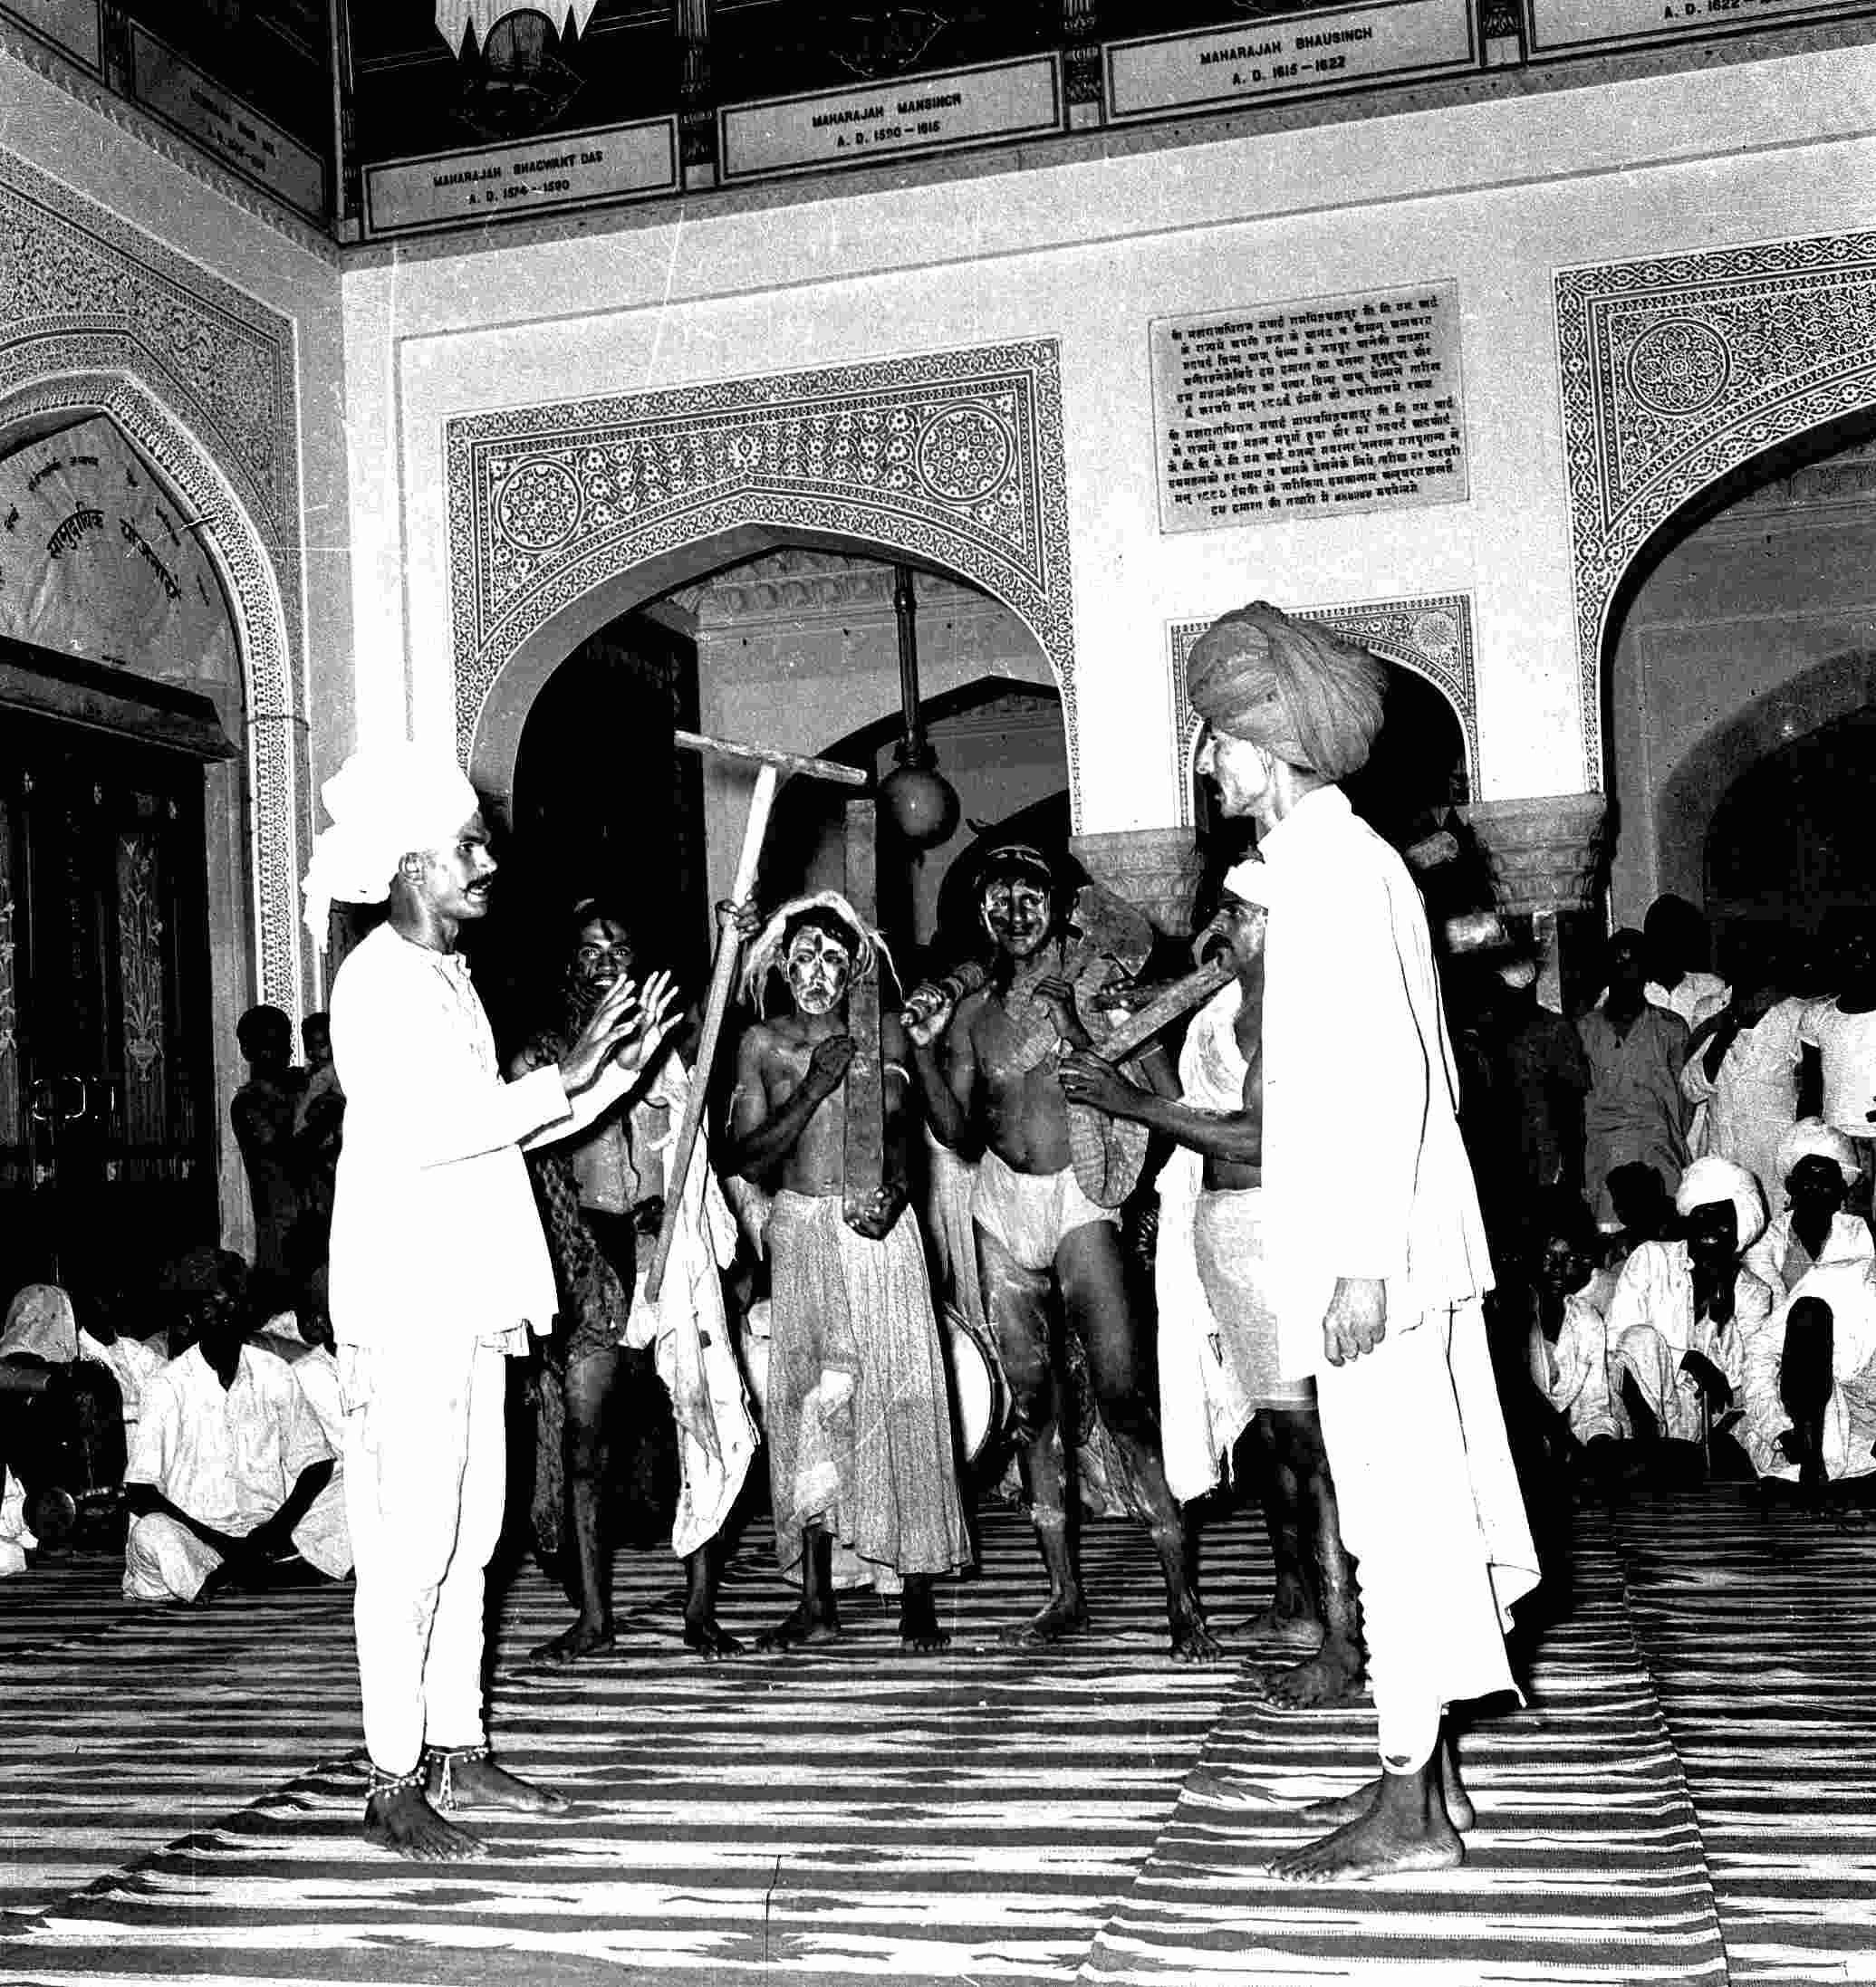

{"left": 943, "top": 1305, "right": 1007, "bottom": 1470}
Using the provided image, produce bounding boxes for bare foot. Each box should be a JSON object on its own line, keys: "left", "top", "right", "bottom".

{"left": 1299, "top": 1751, "right": 1475, "bottom": 1832}
{"left": 1269, "top": 1800, "right": 1464, "bottom": 1882}
{"left": 683, "top": 1614, "right": 746, "bottom": 1658}
{"left": 364, "top": 1785, "right": 488, "bottom": 1862}
{"left": 1224, "top": 1599, "right": 1324, "bottom": 1653}
{"left": 998, "top": 1593, "right": 1088, "bottom": 1647}
{"left": 757, "top": 1600, "right": 841, "bottom": 1651}
{"left": 1170, "top": 1611, "right": 1227, "bottom": 1665}
{"left": 900, "top": 1585, "right": 951, "bottom": 1653}
{"left": 426, "top": 1752, "right": 567, "bottom": 1815}
{"left": 1255, "top": 1637, "right": 1365, "bottom": 1709}
{"left": 530, "top": 1617, "right": 615, "bottom": 1663}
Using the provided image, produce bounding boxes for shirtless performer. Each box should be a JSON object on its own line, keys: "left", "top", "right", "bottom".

{"left": 906, "top": 844, "right": 1219, "bottom": 1662}
{"left": 1059, "top": 864, "right": 1363, "bottom": 1705}
{"left": 514, "top": 903, "right": 755, "bottom": 1662}
{"left": 724, "top": 893, "right": 971, "bottom": 1651}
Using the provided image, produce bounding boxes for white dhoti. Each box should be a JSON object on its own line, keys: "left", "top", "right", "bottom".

{"left": 1737, "top": 1260, "right": 1876, "bottom": 1484}
{"left": 122, "top": 1478, "right": 351, "bottom": 1602}
{"left": 340, "top": 1337, "right": 508, "bottom": 1775}
{"left": 1314, "top": 1302, "right": 1534, "bottom": 1771}
{"left": 1609, "top": 1326, "right": 1713, "bottom": 1444}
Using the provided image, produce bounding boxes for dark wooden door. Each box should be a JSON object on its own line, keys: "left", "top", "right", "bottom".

{"left": 0, "top": 706, "right": 217, "bottom": 1304}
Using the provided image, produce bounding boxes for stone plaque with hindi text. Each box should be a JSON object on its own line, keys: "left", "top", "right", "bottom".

{"left": 1151, "top": 282, "right": 1467, "bottom": 533}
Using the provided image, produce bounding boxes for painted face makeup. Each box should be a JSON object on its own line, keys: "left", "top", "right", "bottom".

{"left": 784, "top": 925, "right": 852, "bottom": 1015}
{"left": 981, "top": 875, "right": 1052, "bottom": 958}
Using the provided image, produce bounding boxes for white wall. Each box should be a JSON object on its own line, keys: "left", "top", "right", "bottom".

{"left": 343, "top": 41, "right": 1876, "bottom": 888}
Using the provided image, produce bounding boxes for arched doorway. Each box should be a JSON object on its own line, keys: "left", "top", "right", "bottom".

{"left": 0, "top": 408, "right": 260, "bottom": 1292}
{"left": 1604, "top": 413, "right": 1876, "bottom": 946}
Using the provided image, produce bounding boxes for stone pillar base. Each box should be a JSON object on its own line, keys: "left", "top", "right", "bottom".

{"left": 1460, "top": 792, "right": 1610, "bottom": 1013}
{"left": 1070, "top": 825, "right": 1204, "bottom": 939}
{"left": 1458, "top": 792, "right": 1609, "bottom": 917}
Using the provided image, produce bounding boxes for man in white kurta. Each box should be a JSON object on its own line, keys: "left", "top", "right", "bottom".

{"left": 1186, "top": 600, "right": 1539, "bottom": 1882}
{"left": 304, "top": 742, "right": 675, "bottom": 1863}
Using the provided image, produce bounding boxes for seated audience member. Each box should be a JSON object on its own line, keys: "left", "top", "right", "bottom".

{"left": 1581, "top": 931, "right": 1690, "bottom": 1230}
{"left": 0, "top": 1283, "right": 128, "bottom": 1549}
{"left": 1735, "top": 1257, "right": 1876, "bottom": 1495}
{"left": 1526, "top": 1195, "right": 1621, "bottom": 1459}
{"left": 1742, "top": 1119, "right": 1873, "bottom": 1301}
{"left": 123, "top": 1250, "right": 350, "bottom": 1603}
{"left": 73, "top": 1283, "right": 168, "bottom": 1435}
{"left": 1680, "top": 979, "right": 1806, "bottom": 1212}
{"left": 1604, "top": 1157, "right": 1773, "bottom": 1454}
{"left": 1799, "top": 916, "right": 1876, "bottom": 1189}
{"left": 1605, "top": 1161, "right": 1678, "bottom": 1251}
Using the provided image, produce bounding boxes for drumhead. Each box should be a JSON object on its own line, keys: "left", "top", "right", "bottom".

{"left": 943, "top": 1305, "right": 1003, "bottom": 1466}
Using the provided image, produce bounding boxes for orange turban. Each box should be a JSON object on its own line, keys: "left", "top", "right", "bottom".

{"left": 1187, "top": 601, "right": 1386, "bottom": 782}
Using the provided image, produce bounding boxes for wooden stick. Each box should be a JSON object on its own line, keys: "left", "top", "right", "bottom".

{"left": 644, "top": 761, "right": 780, "bottom": 1301}
{"left": 1090, "top": 955, "right": 1234, "bottom": 1063}
{"left": 842, "top": 799, "right": 884, "bottom": 1223}
{"left": 672, "top": 729, "right": 869, "bottom": 787}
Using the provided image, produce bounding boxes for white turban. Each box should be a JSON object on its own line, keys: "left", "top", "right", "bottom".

{"left": 301, "top": 742, "right": 481, "bottom": 948}
{"left": 1674, "top": 1155, "right": 1766, "bottom": 1251}
{"left": 1774, "top": 1117, "right": 1862, "bottom": 1191}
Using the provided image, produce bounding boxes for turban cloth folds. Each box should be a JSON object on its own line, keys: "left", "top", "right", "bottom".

{"left": 1675, "top": 1155, "right": 1767, "bottom": 1252}
{"left": 302, "top": 743, "right": 481, "bottom": 948}
{"left": 1775, "top": 1117, "right": 1862, "bottom": 1191}
{"left": 0, "top": 1285, "right": 77, "bottom": 1365}
{"left": 1187, "top": 600, "right": 1386, "bottom": 782}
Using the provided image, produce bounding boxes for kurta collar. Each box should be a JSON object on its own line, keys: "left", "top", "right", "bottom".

{"left": 1255, "top": 782, "right": 1351, "bottom": 865}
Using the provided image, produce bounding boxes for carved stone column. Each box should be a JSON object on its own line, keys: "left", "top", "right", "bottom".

{"left": 1460, "top": 792, "right": 1610, "bottom": 1010}
{"left": 1072, "top": 824, "right": 1204, "bottom": 939}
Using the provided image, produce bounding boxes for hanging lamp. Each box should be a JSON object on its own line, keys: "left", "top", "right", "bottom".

{"left": 878, "top": 564, "right": 961, "bottom": 850}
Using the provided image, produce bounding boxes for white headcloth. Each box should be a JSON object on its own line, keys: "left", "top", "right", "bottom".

{"left": 1774, "top": 1117, "right": 1862, "bottom": 1191}
{"left": 301, "top": 742, "right": 480, "bottom": 948}
{"left": 1674, "top": 1155, "right": 1766, "bottom": 1252}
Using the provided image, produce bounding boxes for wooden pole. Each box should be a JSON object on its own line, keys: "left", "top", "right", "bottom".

{"left": 644, "top": 762, "right": 778, "bottom": 1301}
{"left": 842, "top": 798, "right": 883, "bottom": 1223}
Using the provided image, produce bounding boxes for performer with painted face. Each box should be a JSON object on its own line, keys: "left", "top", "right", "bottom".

{"left": 906, "top": 843, "right": 1218, "bottom": 1661}
{"left": 512, "top": 901, "right": 755, "bottom": 1663}
{"left": 724, "top": 893, "right": 971, "bottom": 1650}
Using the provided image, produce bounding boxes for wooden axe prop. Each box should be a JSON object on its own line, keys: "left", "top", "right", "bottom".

{"left": 644, "top": 728, "right": 869, "bottom": 1301}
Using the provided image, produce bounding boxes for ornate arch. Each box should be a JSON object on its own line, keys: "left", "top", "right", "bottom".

{"left": 445, "top": 340, "right": 1079, "bottom": 813}
{"left": 1555, "top": 229, "right": 1876, "bottom": 792}
{"left": 0, "top": 147, "right": 306, "bottom": 1009}
{"left": 1164, "top": 591, "right": 1477, "bottom": 822}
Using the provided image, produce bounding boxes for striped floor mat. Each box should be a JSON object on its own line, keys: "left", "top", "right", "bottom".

{"left": 2, "top": 1493, "right": 1864, "bottom": 1983}
{"left": 0, "top": 1507, "right": 1258, "bottom": 1985}
{"left": 1611, "top": 1487, "right": 1876, "bottom": 1987}
{"left": 1082, "top": 1511, "right": 1729, "bottom": 1986}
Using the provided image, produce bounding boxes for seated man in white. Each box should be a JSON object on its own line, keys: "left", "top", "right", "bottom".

{"left": 123, "top": 1251, "right": 350, "bottom": 1603}
{"left": 1526, "top": 1195, "right": 1622, "bottom": 1454}
{"left": 1742, "top": 1119, "right": 1873, "bottom": 1301}
{"left": 1736, "top": 1257, "right": 1876, "bottom": 1493}
{"left": 1605, "top": 1157, "right": 1774, "bottom": 1453}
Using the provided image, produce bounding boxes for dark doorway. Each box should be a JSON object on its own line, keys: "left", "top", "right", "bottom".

{"left": 0, "top": 686, "right": 220, "bottom": 1302}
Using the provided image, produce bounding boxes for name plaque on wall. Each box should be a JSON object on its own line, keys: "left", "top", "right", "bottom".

{"left": 0, "top": 0, "right": 99, "bottom": 68}
{"left": 1525, "top": 0, "right": 1876, "bottom": 54}
{"left": 1105, "top": 0, "right": 1476, "bottom": 123}
{"left": 130, "top": 24, "right": 323, "bottom": 216}
{"left": 1151, "top": 282, "right": 1468, "bottom": 533}
{"left": 717, "top": 53, "right": 1063, "bottom": 182}
{"left": 363, "top": 119, "right": 679, "bottom": 238}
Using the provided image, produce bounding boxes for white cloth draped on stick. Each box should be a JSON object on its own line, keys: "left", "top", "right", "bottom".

{"left": 1155, "top": 977, "right": 1255, "bottom": 1504}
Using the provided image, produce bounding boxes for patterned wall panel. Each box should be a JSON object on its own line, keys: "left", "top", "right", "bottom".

{"left": 446, "top": 340, "right": 1080, "bottom": 813}
{"left": 1555, "top": 230, "right": 1876, "bottom": 791}
{"left": 0, "top": 145, "right": 306, "bottom": 1012}
{"left": 1164, "top": 591, "right": 1477, "bottom": 823}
